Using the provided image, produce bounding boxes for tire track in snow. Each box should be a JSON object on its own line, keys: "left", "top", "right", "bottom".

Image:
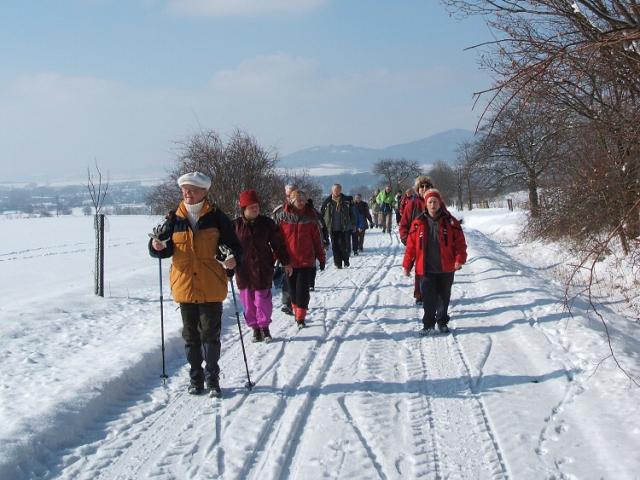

{"left": 337, "top": 397, "right": 388, "bottom": 480}
{"left": 239, "top": 241, "right": 402, "bottom": 479}
{"left": 370, "top": 271, "right": 510, "bottom": 479}
{"left": 371, "top": 312, "right": 441, "bottom": 479}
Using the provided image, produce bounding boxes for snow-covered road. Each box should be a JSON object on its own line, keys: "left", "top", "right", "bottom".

{"left": 1, "top": 212, "right": 639, "bottom": 479}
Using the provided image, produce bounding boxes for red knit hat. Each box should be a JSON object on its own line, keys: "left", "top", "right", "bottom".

{"left": 423, "top": 188, "right": 445, "bottom": 206}
{"left": 239, "top": 189, "right": 260, "bottom": 208}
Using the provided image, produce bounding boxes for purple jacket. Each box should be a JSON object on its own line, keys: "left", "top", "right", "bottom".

{"left": 233, "top": 214, "right": 290, "bottom": 290}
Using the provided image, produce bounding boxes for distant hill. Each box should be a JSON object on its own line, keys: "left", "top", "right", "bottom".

{"left": 279, "top": 128, "right": 474, "bottom": 173}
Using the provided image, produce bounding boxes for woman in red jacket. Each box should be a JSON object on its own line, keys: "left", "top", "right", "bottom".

{"left": 403, "top": 189, "right": 467, "bottom": 335}
{"left": 276, "top": 189, "right": 326, "bottom": 328}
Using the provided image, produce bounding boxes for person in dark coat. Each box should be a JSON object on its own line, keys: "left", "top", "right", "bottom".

{"left": 321, "top": 183, "right": 356, "bottom": 269}
{"left": 403, "top": 189, "right": 467, "bottom": 335}
{"left": 351, "top": 194, "right": 373, "bottom": 255}
{"left": 234, "top": 190, "right": 291, "bottom": 343}
{"left": 149, "top": 171, "right": 242, "bottom": 396}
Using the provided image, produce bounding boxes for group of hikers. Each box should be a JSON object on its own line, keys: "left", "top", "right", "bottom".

{"left": 149, "top": 171, "right": 467, "bottom": 395}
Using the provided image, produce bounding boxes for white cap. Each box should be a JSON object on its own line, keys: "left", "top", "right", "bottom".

{"left": 177, "top": 172, "right": 211, "bottom": 190}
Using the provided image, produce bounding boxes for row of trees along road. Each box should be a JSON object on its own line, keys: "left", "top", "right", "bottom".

{"left": 444, "top": 0, "right": 639, "bottom": 383}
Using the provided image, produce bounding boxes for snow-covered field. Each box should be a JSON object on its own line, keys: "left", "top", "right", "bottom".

{"left": 1, "top": 209, "right": 639, "bottom": 479}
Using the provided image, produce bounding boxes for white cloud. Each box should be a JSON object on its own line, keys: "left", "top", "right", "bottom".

{"left": 0, "top": 53, "right": 481, "bottom": 181}
{"left": 166, "top": 0, "right": 327, "bottom": 16}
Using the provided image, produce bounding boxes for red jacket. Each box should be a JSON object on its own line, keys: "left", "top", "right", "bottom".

{"left": 403, "top": 211, "right": 467, "bottom": 274}
{"left": 278, "top": 203, "right": 326, "bottom": 268}
{"left": 399, "top": 197, "right": 425, "bottom": 244}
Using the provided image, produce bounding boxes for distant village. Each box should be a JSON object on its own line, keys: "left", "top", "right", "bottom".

{"left": 0, "top": 181, "right": 153, "bottom": 216}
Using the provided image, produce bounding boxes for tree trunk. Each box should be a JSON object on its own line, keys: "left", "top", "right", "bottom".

{"left": 94, "top": 214, "right": 105, "bottom": 297}
{"left": 527, "top": 172, "right": 539, "bottom": 218}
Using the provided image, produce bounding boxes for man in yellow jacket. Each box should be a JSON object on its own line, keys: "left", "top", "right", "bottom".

{"left": 149, "top": 172, "right": 242, "bottom": 396}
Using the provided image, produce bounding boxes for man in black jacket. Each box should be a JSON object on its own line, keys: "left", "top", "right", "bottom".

{"left": 321, "top": 184, "right": 356, "bottom": 269}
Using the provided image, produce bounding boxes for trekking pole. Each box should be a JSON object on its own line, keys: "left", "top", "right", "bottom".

{"left": 229, "top": 279, "right": 254, "bottom": 391}
{"left": 158, "top": 257, "right": 168, "bottom": 384}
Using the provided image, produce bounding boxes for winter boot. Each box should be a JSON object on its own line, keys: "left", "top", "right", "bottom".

{"left": 262, "top": 326, "right": 273, "bottom": 343}
{"left": 281, "top": 304, "right": 293, "bottom": 315}
{"left": 438, "top": 324, "right": 451, "bottom": 334}
{"left": 207, "top": 376, "right": 221, "bottom": 397}
{"left": 437, "top": 315, "right": 451, "bottom": 334}
{"left": 252, "top": 327, "right": 264, "bottom": 343}
{"left": 419, "top": 327, "right": 435, "bottom": 337}
{"left": 188, "top": 382, "right": 205, "bottom": 395}
{"left": 296, "top": 308, "right": 307, "bottom": 329}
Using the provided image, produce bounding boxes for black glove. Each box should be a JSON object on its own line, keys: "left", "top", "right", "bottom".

{"left": 149, "top": 211, "right": 175, "bottom": 243}
{"left": 149, "top": 222, "right": 171, "bottom": 243}
{"left": 319, "top": 261, "right": 325, "bottom": 271}
{"left": 216, "top": 244, "right": 235, "bottom": 277}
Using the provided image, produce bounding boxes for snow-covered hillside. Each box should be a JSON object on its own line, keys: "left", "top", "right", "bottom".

{"left": 0, "top": 210, "right": 638, "bottom": 479}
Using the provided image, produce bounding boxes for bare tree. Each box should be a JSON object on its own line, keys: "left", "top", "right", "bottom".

{"left": 87, "top": 162, "right": 109, "bottom": 297}
{"left": 427, "top": 161, "right": 458, "bottom": 205}
{"left": 147, "top": 129, "right": 282, "bottom": 216}
{"left": 443, "top": 0, "right": 640, "bottom": 231}
{"left": 373, "top": 158, "right": 422, "bottom": 191}
{"left": 455, "top": 140, "right": 482, "bottom": 210}
{"left": 443, "top": 0, "right": 640, "bottom": 379}
{"left": 480, "top": 96, "right": 567, "bottom": 217}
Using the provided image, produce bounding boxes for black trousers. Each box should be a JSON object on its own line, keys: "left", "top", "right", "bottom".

{"left": 180, "top": 302, "right": 222, "bottom": 386}
{"left": 281, "top": 272, "right": 292, "bottom": 308}
{"left": 289, "top": 267, "right": 315, "bottom": 310}
{"left": 330, "top": 231, "right": 350, "bottom": 267}
{"left": 352, "top": 230, "right": 366, "bottom": 252}
{"left": 420, "top": 272, "right": 455, "bottom": 328}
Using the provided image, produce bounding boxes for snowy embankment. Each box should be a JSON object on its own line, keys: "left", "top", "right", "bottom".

{"left": 1, "top": 210, "right": 639, "bottom": 479}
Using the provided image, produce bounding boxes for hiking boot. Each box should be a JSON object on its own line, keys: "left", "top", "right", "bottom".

{"left": 419, "top": 327, "right": 435, "bottom": 337}
{"left": 252, "top": 327, "right": 263, "bottom": 343}
{"left": 207, "top": 377, "right": 221, "bottom": 397}
{"left": 281, "top": 305, "right": 293, "bottom": 315}
{"left": 344, "top": 260, "right": 350, "bottom": 267}
{"left": 262, "top": 326, "right": 273, "bottom": 343}
{"left": 296, "top": 320, "right": 306, "bottom": 329}
{"left": 188, "top": 383, "right": 205, "bottom": 395}
{"left": 438, "top": 324, "right": 451, "bottom": 334}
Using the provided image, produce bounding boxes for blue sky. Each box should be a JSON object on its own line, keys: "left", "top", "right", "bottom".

{"left": 0, "top": 0, "right": 492, "bottom": 182}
